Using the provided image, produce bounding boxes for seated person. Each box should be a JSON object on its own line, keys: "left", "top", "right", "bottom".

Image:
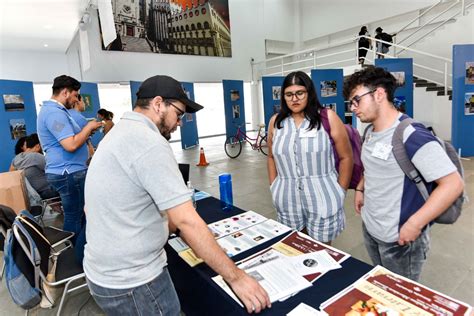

{"left": 14, "top": 136, "right": 28, "bottom": 155}
{"left": 10, "top": 134, "right": 59, "bottom": 199}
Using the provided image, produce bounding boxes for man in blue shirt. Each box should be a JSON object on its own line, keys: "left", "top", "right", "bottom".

{"left": 69, "top": 94, "right": 95, "bottom": 159}
{"left": 37, "top": 75, "right": 102, "bottom": 241}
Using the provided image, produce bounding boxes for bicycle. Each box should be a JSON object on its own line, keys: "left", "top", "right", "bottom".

{"left": 224, "top": 124, "right": 268, "bottom": 158}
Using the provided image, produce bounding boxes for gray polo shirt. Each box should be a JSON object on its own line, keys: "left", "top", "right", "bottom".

{"left": 84, "top": 111, "right": 191, "bottom": 289}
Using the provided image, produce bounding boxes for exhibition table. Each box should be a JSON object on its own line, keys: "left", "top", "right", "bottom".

{"left": 165, "top": 196, "right": 373, "bottom": 315}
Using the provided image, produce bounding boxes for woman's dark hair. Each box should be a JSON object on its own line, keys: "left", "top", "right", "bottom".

{"left": 343, "top": 66, "right": 397, "bottom": 102}
{"left": 274, "top": 71, "right": 322, "bottom": 130}
{"left": 14, "top": 136, "right": 27, "bottom": 155}
{"left": 97, "top": 108, "right": 114, "bottom": 120}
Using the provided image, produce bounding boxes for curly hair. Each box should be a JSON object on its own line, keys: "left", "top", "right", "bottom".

{"left": 343, "top": 66, "right": 397, "bottom": 102}
{"left": 274, "top": 71, "right": 322, "bottom": 131}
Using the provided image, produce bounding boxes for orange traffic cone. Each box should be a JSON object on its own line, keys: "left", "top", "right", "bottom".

{"left": 196, "top": 147, "right": 210, "bottom": 166}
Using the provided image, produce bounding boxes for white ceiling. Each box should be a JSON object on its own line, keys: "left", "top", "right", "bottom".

{"left": 0, "top": 0, "right": 87, "bottom": 53}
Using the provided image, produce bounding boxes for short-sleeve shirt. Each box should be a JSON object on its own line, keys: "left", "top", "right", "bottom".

{"left": 68, "top": 109, "right": 88, "bottom": 129}
{"left": 37, "top": 100, "right": 88, "bottom": 175}
{"left": 84, "top": 111, "right": 191, "bottom": 289}
{"left": 361, "top": 114, "right": 457, "bottom": 242}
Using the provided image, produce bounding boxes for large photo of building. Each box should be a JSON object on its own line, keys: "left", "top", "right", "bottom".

{"left": 102, "top": 0, "right": 232, "bottom": 57}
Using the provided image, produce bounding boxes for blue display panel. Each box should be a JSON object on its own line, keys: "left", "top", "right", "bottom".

{"left": 375, "top": 58, "right": 414, "bottom": 117}
{"left": 180, "top": 82, "right": 199, "bottom": 149}
{"left": 311, "top": 69, "right": 345, "bottom": 121}
{"left": 452, "top": 44, "right": 474, "bottom": 156}
{"left": 262, "top": 76, "right": 284, "bottom": 131}
{"left": 222, "top": 80, "right": 245, "bottom": 138}
{"left": 79, "top": 82, "right": 102, "bottom": 147}
{"left": 0, "top": 80, "right": 37, "bottom": 172}
{"left": 130, "top": 81, "right": 142, "bottom": 108}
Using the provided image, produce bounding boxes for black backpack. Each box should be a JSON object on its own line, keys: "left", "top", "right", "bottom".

{"left": 381, "top": 33, "right": 393, "bottom": 47}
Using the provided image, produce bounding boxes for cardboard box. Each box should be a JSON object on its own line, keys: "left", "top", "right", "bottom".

{"left": 0, "top": 170, "right": 30, "bottom": 214}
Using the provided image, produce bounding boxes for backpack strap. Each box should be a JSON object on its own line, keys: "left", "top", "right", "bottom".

{"left": 362, "top": 124, "right": 373, "bottom": 143}
{"left": 13, "top": 218, "right": 41, "bottom": 290}
{"left": 391, "top": 117, "right": 430, "bottom": 201}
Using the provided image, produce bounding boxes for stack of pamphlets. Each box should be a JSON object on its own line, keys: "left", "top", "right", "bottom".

{"left": 168, "top": 211, "right": 291, "bottom": 267}
{"left": 320, "top": 265, "right": 473, "bottom": 315}
{"left": 213, "top": 231, "right": 350, "bottom": 305}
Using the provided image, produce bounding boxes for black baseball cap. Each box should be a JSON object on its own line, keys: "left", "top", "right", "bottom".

{"left": 136, "top": 75, "right": 203, "bottom": 113}
{"left": 375, "top": 27, "right": 383, "bottom": 32}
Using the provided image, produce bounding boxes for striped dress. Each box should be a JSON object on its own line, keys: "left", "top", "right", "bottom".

{"left": 270, "top": 116, "right": 346, "bottom": 242}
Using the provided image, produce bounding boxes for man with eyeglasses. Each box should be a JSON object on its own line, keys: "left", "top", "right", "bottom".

{"left": 343, "top": 66, "right": 463, "bottom": 281}
{"left": 84, "top": 75, "right": 270, "bottom": 315}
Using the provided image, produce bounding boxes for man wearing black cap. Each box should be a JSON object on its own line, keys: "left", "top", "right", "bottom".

{"left": 84, "top": 75, "right": 271, "bottom": 315}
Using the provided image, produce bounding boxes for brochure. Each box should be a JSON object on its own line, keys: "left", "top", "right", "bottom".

{"left": 174, "top": 217, "right": 291, "bottom": 267}
{"left": 212, "top": 258, "right": 312, "bottom": 305}
{"left": 320, "top": 265, "right": 472, "bottom": 316}
{"left": 238, "top": 231, "right": 350, "bottom": 283}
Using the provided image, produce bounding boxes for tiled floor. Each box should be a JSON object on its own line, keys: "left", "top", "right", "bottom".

{"left": 1, "top": 134, "right": 473, "bottom": 315}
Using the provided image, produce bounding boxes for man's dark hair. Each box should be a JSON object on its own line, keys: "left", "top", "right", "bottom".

{"left": 52, "top": 75, "right": 81, "bottom": 95}
{"left": 77, "top": 94, "right": 82, "bottom": 101}
{"left": 14, "top": 136, "right": 27, "bottom": 155}
{"left": 134, "top": 98, "right": 153, "bottom": 109}
{"left": 25, "top": 133, "right": 40, "bottom": 149}
{"left": 343, "top": 66, "right": 397, "bottom": 102}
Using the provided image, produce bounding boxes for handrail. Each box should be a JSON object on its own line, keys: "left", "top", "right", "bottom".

{"left": 361, "top": 35, "right": 452, "bottom": 62}
{"left": 395, "top": 0, "right": 444, "bottom": 35}
{"left": 397, "top": 2, "right": 474, "bottom": 55}
{"left": 397, "top": 1, "right": 460, "bottom": 45}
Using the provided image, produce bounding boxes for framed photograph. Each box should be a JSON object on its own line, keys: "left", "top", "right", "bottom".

{"left": 3, "top": 94, "right": 25, "bottom": 112}
{"left": 82, "top": 94, "right": 93, "bottom": 112}
{"left": 320, "top": 80, "right": 337, "bottom": 97}
{"left": 465, "top": 92, "right": 474, "bottom": 115}
{"left": 9, "top": 119, "right": 27, "bottom": 140}
{"left": 101, "top": 0, "right": 232, "bottom": 57}
{"left": 323, "top": 103, "right": 336, "bottom": 111}
{"left": 273, "top": 104, "right": 281, "bottom": 114}
{"left": 230, "top": 90, "right": 240, "bottom": 101}
{"left": 232, "top": 104, "right": 240, "bottom": 119}
{"left": 466, "top": 62, "right": 474, "bottom": 84}
{"left": 272, "top": 86, "right": 281, "bottom": 100}
{"left": 393, "top": 96, "right": 406, "bottom": 113}
{"left": 391, "top": 71, "right": 406, "bottom": 87}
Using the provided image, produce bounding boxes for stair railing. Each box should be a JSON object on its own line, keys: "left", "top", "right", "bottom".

{"left": 396, "top": 1, "right": 474, "bottom": 56}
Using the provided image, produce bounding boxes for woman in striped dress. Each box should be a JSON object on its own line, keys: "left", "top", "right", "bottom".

{"left": 266, "top": 71, "right": 353, "bottom": 244}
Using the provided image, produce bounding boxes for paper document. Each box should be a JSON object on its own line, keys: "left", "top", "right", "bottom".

{"left": 288, "top": 250, "right": 341, "bottom": 275}
{"left": 287, "top": 303, "right": 326, "bottom": 316}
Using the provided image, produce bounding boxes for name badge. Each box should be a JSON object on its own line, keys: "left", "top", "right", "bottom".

{"left": 371, "top": 142, "right": 392, "bottom": 160}
{"left": 299, "top": 129, "right": 317, "bottom": 138}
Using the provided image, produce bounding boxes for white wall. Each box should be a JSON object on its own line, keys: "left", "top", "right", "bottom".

{"left": 263, "top": 0, "right": 298, "bottom": 42}
{"left": 300, "top": 0, "right": 437, "bottom": 42}
{"left": 0, "top": 51, "right": 69, "bottom": 82}
{"left": 64, "top": 0, "right": 266, "bottom": 83}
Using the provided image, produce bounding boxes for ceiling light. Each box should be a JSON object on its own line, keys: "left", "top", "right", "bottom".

{"left": 43, "top": 25, "right": 53, "bottom": 30}
{"left": 43, "top": 44, "right": 48, "bottom": 47}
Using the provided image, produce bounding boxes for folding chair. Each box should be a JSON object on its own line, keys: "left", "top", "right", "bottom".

{"left": 12, "top": 213, "right": 88, "bottom": 316}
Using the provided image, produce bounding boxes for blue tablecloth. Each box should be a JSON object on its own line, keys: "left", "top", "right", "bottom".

{"left": 165, "top": 196, "right": 372, "bottom": 315}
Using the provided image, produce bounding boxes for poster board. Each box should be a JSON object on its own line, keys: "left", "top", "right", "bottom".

{"left": 262, "top": 76, "right": 284, "bottom": 131}
{"left": 222, "top": 80, "right": 245, "bottom": 138}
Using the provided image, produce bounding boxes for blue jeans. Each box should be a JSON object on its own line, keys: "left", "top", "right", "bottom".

{"left": 87, "top": 268, "right": 181, "bottom": 316}
{"left": 46, "top": 170, "right": 86, "bottom": 240}
{"left": 362, "top": 223, "right": 430, "bottom": 281}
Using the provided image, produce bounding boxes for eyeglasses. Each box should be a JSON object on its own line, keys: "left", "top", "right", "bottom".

{"left": 345, "top": 89, "right": 376, "bottom": 108}
{"left": 165, "top": 101, "right": 186, "bottom": 120}
{"left": 283, "top": 90, "right": 307, "bottom": 101}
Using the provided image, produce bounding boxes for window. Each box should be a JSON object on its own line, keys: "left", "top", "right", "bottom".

{"left": 195, "top": 10, "right": 199, "bottom": 16}
{"left": 191, "top": 24, "right": 196, "bottom": 30}
{"left": 197, "top": 22, "right": 202, "bottom": 29}
{"left": 189, "top": 12, "right": 193, "bottom": 18}
{"left": 184, "top": 13, "right": 187, "bottom": 19}
{"left": 185, "top": 25, "right": 189, "bottom": 31}
{"left": 204, "top": 21, "right": 210, "bottom": 29}
{"left": 201, "top": 8, "right": 206, "bottom": 15}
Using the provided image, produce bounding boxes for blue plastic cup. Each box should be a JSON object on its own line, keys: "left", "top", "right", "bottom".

{"left": 219, "top": 173, "right": 233, "bottom": 211}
